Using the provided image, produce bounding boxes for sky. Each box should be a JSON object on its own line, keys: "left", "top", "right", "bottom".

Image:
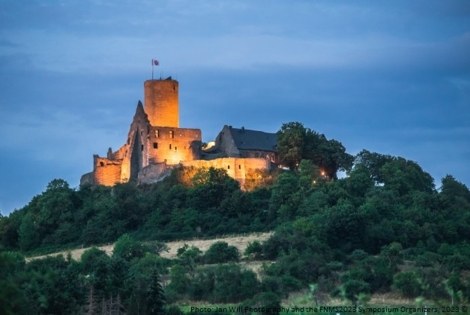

{"left": 0, "top": 0, "right": 469, "bottom": 214}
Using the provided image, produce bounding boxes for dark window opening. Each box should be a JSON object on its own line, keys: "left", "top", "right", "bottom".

{"left": 169, "top": 144, "right": 172, "bottom": 149}
{"left": 238, "top": 164, "right": 241, "bottom": 169}
{"left": 175, "top": 146, "right": 177, "bottom": 151}
{"left": 141, "top": 145, "right": 144, "bottom": 151}
{"left": 100, "top": 162, "right": 105, "bottom": 167}
{"left": 153, "top": 142, "right": 158, "bottom": 149}
{"left": 227, "top": 165, "right": 230, "bottom": 169}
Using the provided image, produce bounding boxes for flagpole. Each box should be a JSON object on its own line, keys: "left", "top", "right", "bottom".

{"left": 151, "top": 59, "right": 154, "bottom": 80}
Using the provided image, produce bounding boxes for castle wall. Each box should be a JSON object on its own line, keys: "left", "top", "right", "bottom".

{"left": 182, "top": 157, "right": 270, "bottom": 186}
{"left": 148, "top": 126, "right": 201, "bottom": 165}
{"left": 144, "top": 79, "right": 179, "bottom": 127}
{"left": 118, "top": 102, "right": 152, "bottom": 182}
{"left": 93, "top": 156, "right": 123, "bottom": 186}
{"left": 240, "top": 149, "right": 278, "bottom": 163}
{"left": 138, "top": 163, "right": 172, "bottom": 185}
{"left": 80, "top": 172, "right": 94, "bottom": 186}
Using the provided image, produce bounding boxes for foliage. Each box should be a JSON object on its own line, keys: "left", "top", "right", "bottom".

{"left": 277, "top": 121, "right": 353, "bottom": 177}
{"left": 2, "top": 121, "right": 470, "bottom": 308}
{"left": 203, "top": 241, "right": 240, "bottom": 264}
{"left": 113, "top": 233, "right": 149, "bottom": 262}
{"left": 393, "top": 271, "right": 422, "bottom": 298}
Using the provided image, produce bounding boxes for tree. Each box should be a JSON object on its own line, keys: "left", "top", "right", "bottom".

{"left": 250, "top": 291, "right": 282, "bottom": 315}
{"left": 440, "top": 175, "right": 470, "bottom": 211}
{"left": 147, "top": 269, "right": 166, "bottom": 315}
{"left": 176, "top": 244, "right": 202, "bottom": 272}
{"left": 277, "top": 122, "right": 353, "bottom": 177}
{"left": 18, "top": 213, "right": 38, "bottom": 251}
{"left": 277, "top": 122, "right": 305, "bottom": 169}
{"left": 81, "top": 247, "right": 113, "bottom": 293}
{"left": 204, "top": 242, "right": 239, "bottom": 264}
{"left": 211, "top": 264, "right": 259, "bottom": 303}
{"left": 341, "top": 279, "right": 370, "bottom": 304}
{"left": 167, "top": 264, "right": 190, "bottom": 297}
{"left": 269, "top": 171, "right": 300, "bottom": 222}
{"left": 0, "top": 252, "right": 29, "bottom": 315}
{"left": 113, "top": 234, "right": 148, "bottom": 262}
{"left": 393, "top": 272, "right": 422, "bottom": 298}
{"left": 245, "top": 241, "right": 263, "bottom": 260}
{"left": 355, "top": 150, "right": 434, "bottom": 194}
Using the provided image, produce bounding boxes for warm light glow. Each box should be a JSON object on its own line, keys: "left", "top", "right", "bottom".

{"left": 320, "top": 170, "right": 326, "bottom": 176}
{"left": 202, "top": 141, "right": 216, "bottom": 151}
{"left": 168, "top": 151, "right": 184, "bottom": 165}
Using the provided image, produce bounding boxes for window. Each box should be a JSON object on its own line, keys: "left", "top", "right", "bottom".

{"left": 153, "top": 142, "right": 158, "bottom": 149}
{"left": 227, "top": 165, "right": 230, "bottom": 169}
{"left": 238, "top": 164, "right": 241, "bottom": 169}
{"left": 100, "top": 162, "right": 105, "bottom": 167}
{"left": 169, "top": 144, "right": 172, "bottom": 149}
{"left": 141, "top": 145, "right": 144, "bottom": 151}
{"left": 169, "top": 130, "right": 174, "bottom": 139}
{"left": 175, "top": 146, "right": 177, "bottom": 151}
{"left": 155, "top": 130, "right": 159, "bottom": 138}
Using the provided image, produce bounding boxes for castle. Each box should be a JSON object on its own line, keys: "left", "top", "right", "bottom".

{"left": 80, "top": 77, "right": 278, "bottom": 188}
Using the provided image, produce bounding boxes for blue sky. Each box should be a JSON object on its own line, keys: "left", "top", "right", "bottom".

{"left": 0, "top": 0, "right": 469, "bottom": 214}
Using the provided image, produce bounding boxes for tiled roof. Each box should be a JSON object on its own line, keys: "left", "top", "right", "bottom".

{"left": 228, "top": 126, "right": 277, "bottom": 152}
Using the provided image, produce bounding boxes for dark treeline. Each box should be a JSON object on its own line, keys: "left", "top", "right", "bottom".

{"left": 0, "top": 167, "right": 273, "bottom": 253}
{"left": 1, "top": 122, "right": 470, "bottom": 314}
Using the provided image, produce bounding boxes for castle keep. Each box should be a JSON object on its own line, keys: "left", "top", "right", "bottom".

{"left": 81, "top": 77, "right": 277, "bottom": 188}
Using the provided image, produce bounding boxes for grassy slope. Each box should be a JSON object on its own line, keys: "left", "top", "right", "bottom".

{"left": 26, "top": 232, "right": 273, "bottom": 262}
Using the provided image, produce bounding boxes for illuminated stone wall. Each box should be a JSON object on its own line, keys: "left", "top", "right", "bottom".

{"left": 93, "top": 156, "right": 123, "bottom": 186}
{"left": 239, "top": 150, "right": 278, "bottom": 163}
{"left": 147, "top": 127, "right": 201, "bottom": 165}
{"left": 183, "top": 157, "right": 270, "bottom": 188}
{"left": 144, "top": 79, "right": 179, "bottom": 127}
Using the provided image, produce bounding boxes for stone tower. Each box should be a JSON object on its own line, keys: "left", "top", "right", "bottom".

{"left": 144, "top": 78, "right": 179, "bottom": 127}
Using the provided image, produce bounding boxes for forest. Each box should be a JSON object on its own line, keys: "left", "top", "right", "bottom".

{"left": 1, "top": 122, "right": 470, "bottom": 314}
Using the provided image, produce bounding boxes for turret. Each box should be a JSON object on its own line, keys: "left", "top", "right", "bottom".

{"left": 144, "top": 77, "right": 179, "bottom": 127}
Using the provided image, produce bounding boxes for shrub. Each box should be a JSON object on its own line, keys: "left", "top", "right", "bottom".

{"left": 204, "top": 242, "right": 240, "bottom": 264}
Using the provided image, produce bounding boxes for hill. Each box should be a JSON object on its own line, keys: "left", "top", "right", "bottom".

{"left": 2, "top": 122, "right": 470, "bottom": 314}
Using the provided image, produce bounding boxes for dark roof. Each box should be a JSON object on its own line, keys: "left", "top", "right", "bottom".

{"left": 228, "top": 126, "right": 277, "bottom": 152}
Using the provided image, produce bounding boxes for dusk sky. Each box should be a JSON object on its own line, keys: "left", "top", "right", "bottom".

{"left": 1, "top": 0, "right": 469, "bottom": 214}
